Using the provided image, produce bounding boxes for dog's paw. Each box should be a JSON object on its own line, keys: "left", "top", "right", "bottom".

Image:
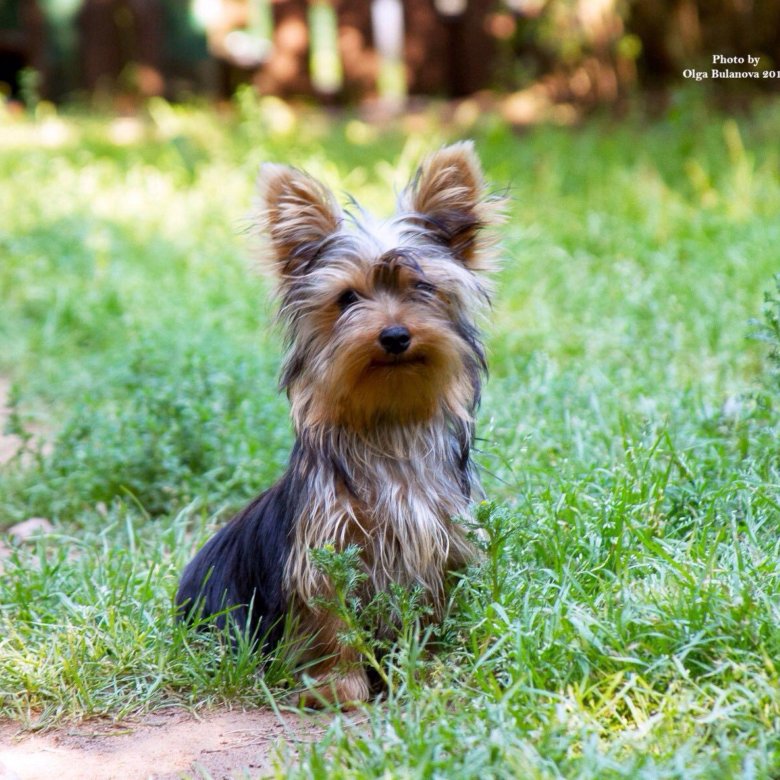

{"left": 297, "top": 668, "right": 370, "bottom": 710}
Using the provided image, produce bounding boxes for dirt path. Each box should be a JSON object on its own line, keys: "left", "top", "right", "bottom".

{"left": 0, "top": 708, "right": 330, "bottom": 780}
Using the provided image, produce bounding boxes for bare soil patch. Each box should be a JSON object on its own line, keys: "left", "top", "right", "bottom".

{"left": 0, "top": 378, "right": 52, "bottom": 468}
{"left": 0, "top": 707, "right": 328, "bottom": 780}
{"left": 0, "top": 379, "right": 21, "bottom": 466}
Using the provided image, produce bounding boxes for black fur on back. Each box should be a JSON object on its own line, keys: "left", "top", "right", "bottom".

{"left": 175, "top": 445, "right": 307, "bottom": 650}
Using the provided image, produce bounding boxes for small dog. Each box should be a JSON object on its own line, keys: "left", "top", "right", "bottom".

{"left": 176, "top": 142, "right": 503, "bottom": 706}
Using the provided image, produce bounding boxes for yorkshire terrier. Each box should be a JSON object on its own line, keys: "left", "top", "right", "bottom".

{"left": 176, "top": 141, "right": 503, "bottom": 707}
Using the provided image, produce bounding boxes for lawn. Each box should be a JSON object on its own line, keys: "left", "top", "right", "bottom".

{"left": 2, "top": 91, "right": 780, "bottom": 777}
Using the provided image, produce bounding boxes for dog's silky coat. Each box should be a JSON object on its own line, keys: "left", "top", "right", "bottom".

{"left": 176, "top": 142, "right": 503, "bottom": 705}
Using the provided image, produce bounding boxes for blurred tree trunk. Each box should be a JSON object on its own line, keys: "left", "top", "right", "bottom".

{"left": 403, "top": 0, "right": 496, "bottom": 96}
{"left": 0, "top": 0, "right": 46, "bottom": 99}
{"left": 78, "top": 0, "right": 164, "bottom": 96}
{"left": 255, "top": 0, "right": 313, "bottom": 96}
{"left": 334, "top": 0, "right": 376, "bottom": 99}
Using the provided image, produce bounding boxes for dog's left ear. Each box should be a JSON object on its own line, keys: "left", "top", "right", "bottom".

{"left": 404, "top": 141, "right": 502, "bottom": 271}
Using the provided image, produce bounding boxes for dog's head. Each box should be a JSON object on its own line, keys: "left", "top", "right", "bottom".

{"left": 255, "top": 142, "right": 503, "bottom": 432}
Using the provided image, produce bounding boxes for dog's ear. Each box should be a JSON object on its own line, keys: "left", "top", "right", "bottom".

{"left": 404, "top": 141, "right": 502, "bottom": 271}
{"left": 256, "top": 164, "right": 341, "bottom": 277}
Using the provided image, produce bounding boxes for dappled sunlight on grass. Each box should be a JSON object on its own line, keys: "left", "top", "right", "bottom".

{"left": 2, "top": 94, "right": 780, "bottom": 776}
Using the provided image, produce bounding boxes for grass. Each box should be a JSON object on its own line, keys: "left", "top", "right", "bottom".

{"left": 2, "top": 91, "right": 780, "bottom": 776}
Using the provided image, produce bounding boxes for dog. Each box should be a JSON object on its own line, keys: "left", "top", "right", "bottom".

{"left": 176, "top": 141, "right": 503, "bottom": 706}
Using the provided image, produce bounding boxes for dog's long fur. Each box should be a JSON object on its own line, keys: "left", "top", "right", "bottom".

{"left": 176, "top": 142, "right": 503, "bottom": 706}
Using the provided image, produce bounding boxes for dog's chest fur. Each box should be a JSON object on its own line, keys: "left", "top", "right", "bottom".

{"left": 285, "top": 419, "right": 477, "bottom": 612}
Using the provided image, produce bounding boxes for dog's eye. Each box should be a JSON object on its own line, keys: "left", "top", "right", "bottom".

{"left": 337, "top": 289, "right": 360, "bottom": 311}
{"left": 414, "top": 281, "right": 436, "bottom": 296}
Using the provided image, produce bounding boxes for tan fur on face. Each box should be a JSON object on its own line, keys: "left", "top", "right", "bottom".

{"left": 289, "top": 292, "right": 473, "bottom": 431}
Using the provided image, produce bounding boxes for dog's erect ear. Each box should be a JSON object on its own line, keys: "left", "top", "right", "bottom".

{"left": 256, "top": 164, "right": 341, "bottom": 277}
{"left": 404, "top": 141, "right": 501, "bottom": 270}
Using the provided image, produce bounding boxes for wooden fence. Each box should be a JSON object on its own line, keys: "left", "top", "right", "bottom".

{"left": 0, "top": 0, "right": 496, "bottom": 102}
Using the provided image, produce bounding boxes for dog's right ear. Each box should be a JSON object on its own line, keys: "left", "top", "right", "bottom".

{"left": 255, "top": 164, "right": 341, "bottom": 277}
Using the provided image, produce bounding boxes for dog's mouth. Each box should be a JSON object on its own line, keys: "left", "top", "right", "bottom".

{"left": 368, "top": 354, "right": 428, "bottom": 369}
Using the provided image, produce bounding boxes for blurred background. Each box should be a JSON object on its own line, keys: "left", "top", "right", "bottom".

{"left": 2, "top": 0, "right": 779, "bottom": 117}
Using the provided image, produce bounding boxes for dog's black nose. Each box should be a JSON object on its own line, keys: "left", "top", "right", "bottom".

{"left": 379, "top": 326, "right": 411, "bottom": 355}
